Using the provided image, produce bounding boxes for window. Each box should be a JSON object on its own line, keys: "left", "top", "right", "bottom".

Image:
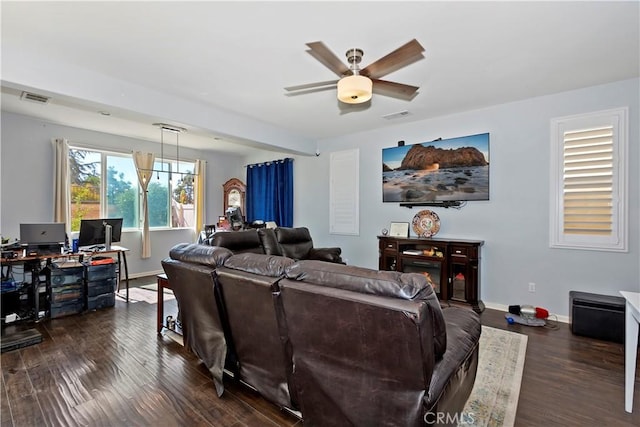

{"left": 69, "top": 147, "right": 196, "bottom": 232}
{"left": 150, "top": 159, "right": 196, "bottom": 228}
{"left": 550, "top": 107, "right": 628, "bottom": 251}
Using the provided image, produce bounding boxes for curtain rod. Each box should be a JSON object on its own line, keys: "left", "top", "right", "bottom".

{"left": 246, "top": 157, "right": 294, "bottom": 168}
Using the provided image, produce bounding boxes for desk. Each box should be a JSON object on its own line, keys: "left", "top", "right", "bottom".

{"left": 620, "top": 290, "right": 640, "bottom": 413}
{"left": 1, "top": 246, "right": 130, "bottom": 311}
{"left": 1, "top": 257, "right": 44, "bottom": 322}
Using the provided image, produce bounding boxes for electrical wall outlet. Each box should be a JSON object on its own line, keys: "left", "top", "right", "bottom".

{"left": 528, "top": 282, "right": 536, "bottom": 292}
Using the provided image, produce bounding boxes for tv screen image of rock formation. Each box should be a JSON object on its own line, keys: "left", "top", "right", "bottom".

{"left": 382, "top": 133, "right": 490, "bottom": 203}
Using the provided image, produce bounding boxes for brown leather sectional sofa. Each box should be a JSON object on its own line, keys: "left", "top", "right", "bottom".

{"left": 161, "top": 243, "right": 481, "bottom": 426}
{"left": 208, "top": 226, "right": 344, "bottom": 263}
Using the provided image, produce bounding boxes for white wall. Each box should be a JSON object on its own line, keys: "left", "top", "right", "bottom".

{"left": 286, "top": 78, "right": 639, "bottom": 318}
{"left": 2, "top": 78, "right": 638, "bottom": 317}
{"left": 1, "top": 112, "right": 247, "bottom": 277}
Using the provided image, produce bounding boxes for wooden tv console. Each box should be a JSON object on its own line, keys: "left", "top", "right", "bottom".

{"left": 378, "top": 236, "right": 484, "bottom": 313}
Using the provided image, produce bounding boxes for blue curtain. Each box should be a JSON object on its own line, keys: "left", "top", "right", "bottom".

{"left": 246, "top": 158, "right": 293, "bottom": 227}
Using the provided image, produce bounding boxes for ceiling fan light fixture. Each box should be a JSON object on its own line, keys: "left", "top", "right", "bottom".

{"left": 337, "top": 75, "right": 372, "bottom": 104}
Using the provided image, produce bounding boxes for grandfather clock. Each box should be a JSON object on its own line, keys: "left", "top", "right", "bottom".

{"left": 223, "top": 178, "right": 246, "bottom": 215}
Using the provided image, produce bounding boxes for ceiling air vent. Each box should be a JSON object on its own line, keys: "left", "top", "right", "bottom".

{"left": 20, "top": 91, "right": 51, "bottom": 104}
{"left": 382, "top": 110, "right": 411, "bottom": 120}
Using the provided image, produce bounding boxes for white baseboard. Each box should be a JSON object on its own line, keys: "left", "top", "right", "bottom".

{"left": 484, "top": 301, "right": 569, "bottom": 324}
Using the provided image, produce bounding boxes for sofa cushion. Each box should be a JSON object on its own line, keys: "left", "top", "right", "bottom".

{"left": 224, "top": 252, "right": 295, "bottom": 278}
{"left": 169, "top": 243, "right": 233, "bottom": 267}
{"left": 285, "top": 260, "right": 447, "bottom": 358}
{"left": 257, "top": 228, "right": 282, "bottom": 256}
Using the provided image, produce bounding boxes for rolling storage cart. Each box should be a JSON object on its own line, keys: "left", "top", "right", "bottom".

{"left": 85, "top": 261, "right": 117, "bottom": 310}
{"left": 49, "top": 264, "right": 85, "bottom": 318}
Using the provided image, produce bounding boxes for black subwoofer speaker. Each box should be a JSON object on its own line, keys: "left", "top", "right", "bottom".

{"left": 569, "top": 290, "right": 625, "bottom": 343}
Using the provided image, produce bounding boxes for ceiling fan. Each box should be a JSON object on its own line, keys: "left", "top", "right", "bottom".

{"left": 285, "top": 39, "right": 425, "bottom": 105}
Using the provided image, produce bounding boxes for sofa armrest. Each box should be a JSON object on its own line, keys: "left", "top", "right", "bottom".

{"left": 169, "top": 243, "right": 233, "bottom": 267}
{"left": 308, "top": 247, "right": 343, "bottom": 263}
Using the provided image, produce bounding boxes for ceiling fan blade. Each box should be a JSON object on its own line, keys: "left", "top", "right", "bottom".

{"left": 372, "top": 79, "right": 420, "bottom": 101}
{"left": 306, "top": 41, "right": 350, "bottom": 77}
{"left": 284, "top": 80, "right": 339, "bottom": 92}
{"left": 361, "top": 39, "right": 425, "bottom": 79}
{"left": 284, "top": 85, "right": 337, "bottom": 97}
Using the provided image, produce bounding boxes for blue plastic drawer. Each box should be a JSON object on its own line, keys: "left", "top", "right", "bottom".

{"left": 87, "top": 278, "right": 117, "bottom": 297}
{"left": 50, "top": 300, "right": 84, "bottom": 318}
{"left": 85, "top": 263, "right": 117, "bottom": 281}
{"left": 50, "top": 285, "right": 84, "bottom": 303}
{"left": 87, "top": 293, "right": 115, "bottom": 311}
{"left": 50, "top": 266, "right": 84, "bottom": 287}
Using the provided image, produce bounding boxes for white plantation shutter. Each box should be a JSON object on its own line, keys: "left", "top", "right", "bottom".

{"left": 563, "top": 126, "right": 614, "bottom": 235}
{"left": 550, "top": 108, "right": 628, "bottom": 251}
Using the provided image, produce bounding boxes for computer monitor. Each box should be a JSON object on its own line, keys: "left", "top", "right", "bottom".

{"left": 20, "top": 223, "right": 66, "bottom": 246}
{"left": 78, "top": 218, "right": 123, "bottom": 249}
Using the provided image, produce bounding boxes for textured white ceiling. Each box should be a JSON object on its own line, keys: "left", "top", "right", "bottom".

{"left": 1, "top": 1, "right": 638, "bottom": 153}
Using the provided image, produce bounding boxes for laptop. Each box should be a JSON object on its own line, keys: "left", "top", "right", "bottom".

{"left": 20, "top": 223, "right": 66, "bottom": 250}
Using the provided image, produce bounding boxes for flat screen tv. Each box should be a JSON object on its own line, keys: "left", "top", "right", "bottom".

{"left": 78, "top": 218, "right": 123, "bottom": 249}
{"left": 382, "top": 133, "right": 490, "bottom": 203}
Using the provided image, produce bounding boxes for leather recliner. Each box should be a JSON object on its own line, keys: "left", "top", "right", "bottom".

{"left": 267, "top": 227, "right": 343, "bottom": 263}
{"left": 163, "top": 245, "right": 300, "bottom": 412}
{"left": 214, "top": 253, "right": 299, "bottom": 411}
{"left": 276, "top": 260, "right": 481, "bottom": 426}
{"left": 160, "top": 243, "right": 234, "bottom": 396}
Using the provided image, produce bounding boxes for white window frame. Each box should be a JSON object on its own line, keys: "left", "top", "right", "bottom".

{"left": 68, "top": 145, "right": 197, "bottom": 231}
{"left": 549, "top": 107, "right": 628, "bottom": 252}
{"left": 68, "top": 146, "right": 139, "bottom": 231}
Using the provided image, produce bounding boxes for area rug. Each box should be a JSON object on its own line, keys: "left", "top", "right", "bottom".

{"left": 126, "top": 283, "right": 175, "bottom": 304}
{"left": 460, "top": 326, "right": 528, "bottom": 427}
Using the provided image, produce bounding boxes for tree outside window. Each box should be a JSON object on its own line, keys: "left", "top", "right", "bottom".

{"left": 69, "top": 148, "right": 195, "bottom": 231}
{"left": 150, "top": 160, "right": 196, "bottom": 227}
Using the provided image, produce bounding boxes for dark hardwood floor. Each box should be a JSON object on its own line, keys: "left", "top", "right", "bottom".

{"left": 479, "top": 307, "right": 640, "bottom": 426}
{"left": 1, "top": 279, "right": 639, "bottom": 426}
